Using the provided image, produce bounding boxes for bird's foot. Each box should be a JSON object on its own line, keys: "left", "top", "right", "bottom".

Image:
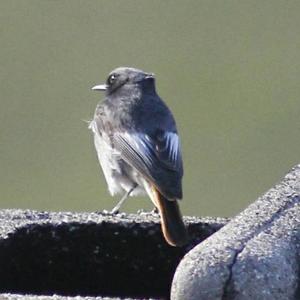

{"left": 137, "top": 207, "right": 158, "bottom": 215}
{"left": 110, "top": 207, "right": 120, "bottom": 214}
{"left": 94, "top": 209, "right": 115, "bottom": 215}
{"left": 150, "top": 207, "right": 159, "bottom": 214}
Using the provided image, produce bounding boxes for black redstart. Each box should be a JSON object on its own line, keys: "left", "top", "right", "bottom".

{"left": 89, "top": 67, "right": 188, "bottom": 247}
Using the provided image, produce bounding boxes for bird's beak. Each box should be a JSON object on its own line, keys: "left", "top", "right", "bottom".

{"left": 145, "top": 73, "right": 155, "bottom": 79}
{"left": 91, "top": 84, "right": 107, "bottom": 91}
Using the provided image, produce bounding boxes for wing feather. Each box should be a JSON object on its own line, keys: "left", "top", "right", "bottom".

{"left": 113, "top": 131, "right": 183, "bottom": 199}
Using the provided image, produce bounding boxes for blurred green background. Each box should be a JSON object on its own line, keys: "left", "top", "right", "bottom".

{"left": 1, "top": 1, "right": 300, "bottom": 217}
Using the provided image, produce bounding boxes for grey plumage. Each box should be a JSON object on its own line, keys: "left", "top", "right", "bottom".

{"left": 89, "top": 67, "right": 188, "bottom": 246}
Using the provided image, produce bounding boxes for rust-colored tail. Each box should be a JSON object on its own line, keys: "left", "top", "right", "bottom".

{"left": 151, "top": 187, "right": 188, "bottom": 247}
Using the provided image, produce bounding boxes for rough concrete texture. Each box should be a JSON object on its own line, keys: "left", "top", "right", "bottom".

{"left": 171, "top": 164, "right": 300, "bottom": 300}
{"left": 0, "top": 294, "right": 122, "bottom": 300}
{"left": 0, "top": 209, "right": 226, "bottom": 300}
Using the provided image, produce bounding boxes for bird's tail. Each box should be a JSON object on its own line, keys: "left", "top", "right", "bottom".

{"left": 151, "top": 186, "right": 188, "bottom": 247}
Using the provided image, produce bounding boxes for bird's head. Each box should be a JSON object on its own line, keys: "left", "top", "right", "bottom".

{"left": 92, "top": 67, "right": 155, "bottom": 95}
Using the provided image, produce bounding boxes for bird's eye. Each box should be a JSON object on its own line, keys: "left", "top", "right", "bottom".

{"left": 108, "top": 74, "right": 117, "bottom": 85}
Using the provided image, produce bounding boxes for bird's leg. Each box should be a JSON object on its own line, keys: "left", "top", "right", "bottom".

{"left": 111, "top": 184, "right": 137, "bottom": 214}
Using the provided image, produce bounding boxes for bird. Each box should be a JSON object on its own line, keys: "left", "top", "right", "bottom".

{"left": 89, "top": 67, "right": 188, "bottom": 247}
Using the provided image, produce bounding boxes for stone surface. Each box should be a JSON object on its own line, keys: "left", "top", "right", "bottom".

{"left": 171, "top": 164, "right": 300, "bottom": 300}
{"left": 0, "top": 294, "right": 122, "bottom": 300}
{"left": 0, "top": 209, "right": 226, "bottom": 300}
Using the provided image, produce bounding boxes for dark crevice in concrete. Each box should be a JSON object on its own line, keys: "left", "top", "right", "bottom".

{"left": 221, "top": 245, "right": 243, "bottom": 300}
{"left": 0, "top": 210, "right": 227, "bottom": 299}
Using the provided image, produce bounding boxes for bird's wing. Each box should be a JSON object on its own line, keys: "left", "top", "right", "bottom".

{"left": 113, "top": 130, "right": 183, "bottom": 199}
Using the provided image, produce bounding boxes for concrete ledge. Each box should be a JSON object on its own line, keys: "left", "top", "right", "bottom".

{"left": 0, "top": 209, "right": 226, "bottom": 299}
{"left": 171, "top": 164, "right": 300, "bottom": 300}
{"left": 3, "top": 165, "right": 300, "bottom": 300}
